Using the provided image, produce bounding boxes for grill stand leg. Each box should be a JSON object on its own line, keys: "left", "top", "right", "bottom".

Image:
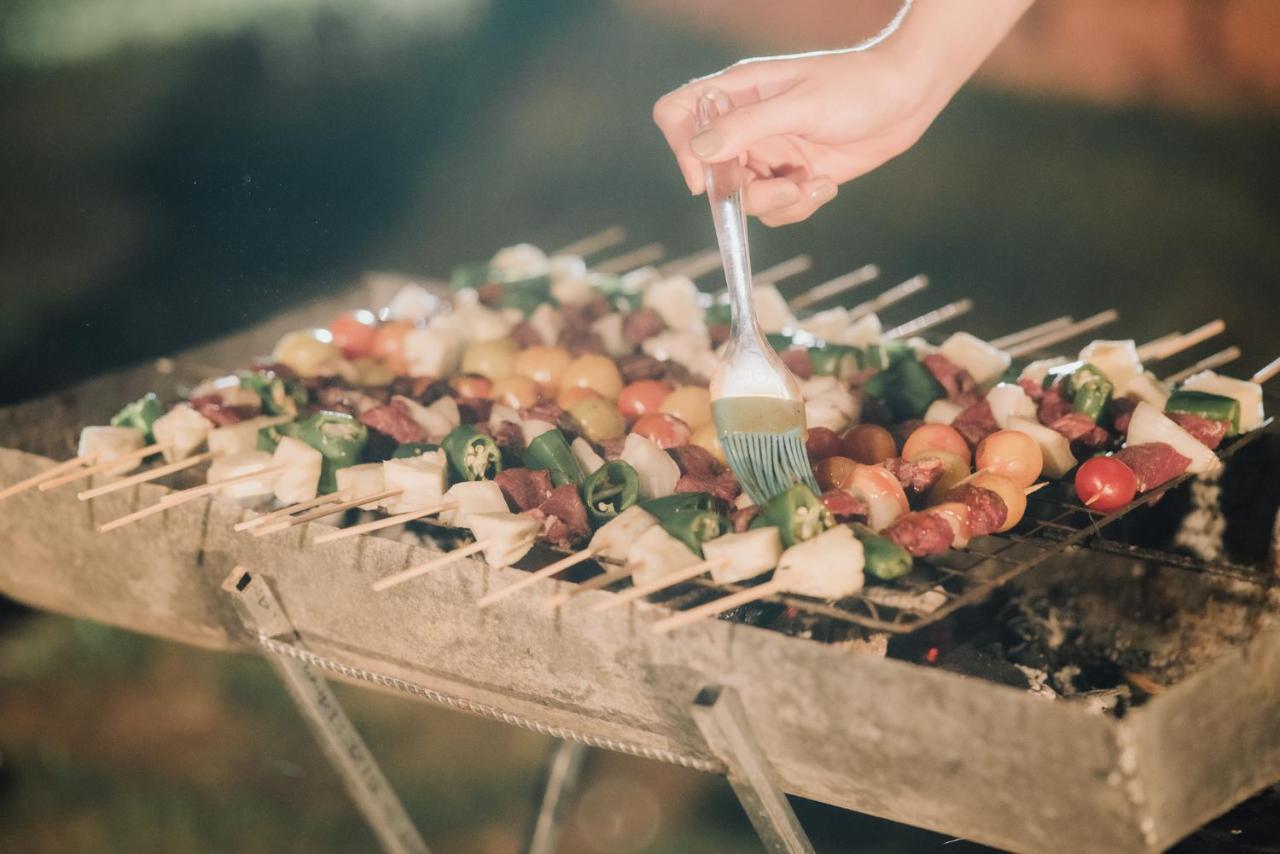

{"left": 224, "top": 567, "right": 430, "bottom": 854}
{"left": 524, "top": 740, "right": 588, "bottom": 854}
{"left": 691, "top": 685, "right": 815, "bottom": 854}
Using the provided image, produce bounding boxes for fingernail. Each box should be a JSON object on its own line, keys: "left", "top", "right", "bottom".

{"left": 771, "top": 184, "right": 801, "bottom": 209}
{"left": 811, "top": 181, "right": 836, "bottom": 204}
{"left": 690, "top": 128, "right": 724, "bottom": 159}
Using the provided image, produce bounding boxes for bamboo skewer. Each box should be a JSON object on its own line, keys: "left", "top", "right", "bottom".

{"left": 1024, "top": 481, "right": 1051, "bottom": 496}
{"left": 476, "top": 545, "right": 605, "bottom": 608}
{"left": 752, "top": 255, "right": 813, "bottom": 288}
{"left": 234, "top": 491, "right": 351, "bottom": 532}
{"left": 652, "top": 579, "right": 785, "bottom": 634}
{"left": 78, "top": 451, "right": 217, "bottom": 501}
{"left": 98, "top": 463, "right": 287, "bottom": 533}
{"left": 591, "top": 558, "right": 726, "bottom": 613}
{"left": 554, "top": 225, "right": 626, "bottom": 258}
{"left": 371, "top": 537, "right": 522, "bottom": 592}
{"left": 1137, "top": 319, "right": 1225, "bottom": 362}
{"left": 847, "top": 275, "right": 929, "bottom": 323}
{"left": 1135, "top": 331, "right": 1182, "bottom": 360}
{"left": 1163, "top": 347, "right": 1242, "bottom": 385}
{"left": 311, "top": 501, "right": 456, "bottom": 545}
{"left": 1252, "top": 356, "right": 1280, "bottom": 385}
{"left": 0, "top": 455, "right": 93, "bottom": 501}
{"left": 881, "top": 298, "right": 973, "bottom": 340}
{"left": 592, "top": 243, "right": 666, "bottom": 276}
{"left": 989, "top": 316, "right": 1073, "bottom": 350}
{"left": 39, "top": 443, "right": 172, "bottom": 491}
{"left": 1005, "top": 309, "right": 1120, "bottom": 359}
{"left": 787, "top": 263, "right": 880, "bottom": 310}
{"left": 545, "top": 567, "right": 633, "bottom": 609}
{"left": 253, "top": 488, "right": 403, "bottom": 535}
{"left": 658, "top": 248, "right": 720, "bottom": 280}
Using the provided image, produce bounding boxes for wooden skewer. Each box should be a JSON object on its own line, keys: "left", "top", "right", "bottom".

{"left": 312, "top": 501, "right": 456, "bottom": 545}
{"left": 881, "top": 298, "right": 973, "bottom": 340}
{"left": 39, "top": 443, "right": 171, "bottom": 491}
{"left": 234, "top": 490, "right": 350, "bottom": 532}
{"left": 372, "top": 538, "right": 504, "bottom": 592}
{"left": 753, "top": 255, "right": 813, "bottom": 288}
{"left": 1005, "top": 309, "right": 1120, "bottom": 359}
{"left": 78, "top": 451, "right": 217, "bottom": 501}
{"left": 477, "top": 545, "right": 605, "bottom": 608}
{"left": 847, "top": 274, "right": 929, "bottom": 322}
{"left": 1134, "top": 331, "right": 1182, "bottom": 361}
{"left": 652, "top": 578, "right": 785, "bottom": 634}
{"left": 788, "top": 263, "right": 880, "bottom": 311}
{"left": 545, "top": 566, "right": 634, "bottom": 609}
{"left": 658, "top": 248, "right": 720, "bottom": 280}
{"left": 1163, "top": 347, "right": 1242, "bottom": 385}
{"left": 1138, "top": 319, "right": 1225, "bottom": 362}
{"left": 253, "top": 487, "right": 403, "bottom": 535}
{"left": 554, "top": 225, "right": 626, "bottom": 258}
{"left": 0, "top": 455, "right": 93, "bottom": 501}
{"left": 592, "top": 243, "right": 666, "bottom": 276}
{"left": 989, "top": 316, "right": 1073, "bottom": 350}
{"left": 98, "top": 463, "right": 286, "bottom": 533}
{"left": 591, "top": 558, "right": 726, "bottom": 613}
{"left": 1024, "top": 481, "right": 1051, "bottom": 496}
{"left": 1251, "top": 355, "right": 1280, "bottom": 385}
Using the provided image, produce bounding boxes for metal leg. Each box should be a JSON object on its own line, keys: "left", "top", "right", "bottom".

{"left": 224, "top": 567, "right": 430, "bottom": 854}
{"left": 525, "top": 740, "right": 588, "bottom": 854}
{"left": 691, "top": 685, "right": 815, "bottom": 854}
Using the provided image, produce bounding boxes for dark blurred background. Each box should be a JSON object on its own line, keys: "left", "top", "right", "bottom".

{"left": 1, "top": 0, "right": 1278, "bottom": 851}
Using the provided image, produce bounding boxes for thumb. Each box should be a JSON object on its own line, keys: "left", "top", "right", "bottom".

{"left": 689, "top": 94, "right": 807, "bottom": 162}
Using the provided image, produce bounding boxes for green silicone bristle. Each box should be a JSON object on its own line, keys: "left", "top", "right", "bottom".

{"left": 720, "top": 428, "right": 820, "bottom": 506}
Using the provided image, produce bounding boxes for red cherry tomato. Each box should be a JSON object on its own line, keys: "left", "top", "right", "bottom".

{"left": 618, "top": 380, "right": 671, "bottom": 422}
{"left": 804, "top": 427, "right": 844, "bottom": 461}
{"left": 1074, "top": 456, "right": 1138, "bottom": 513}
{"left": 631, "top": 413, "right": 691, "bottom": 449}
{"left": 329, "top": 310, "right": 379, "bottom": 359}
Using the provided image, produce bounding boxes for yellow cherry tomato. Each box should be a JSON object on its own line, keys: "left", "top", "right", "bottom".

{"left": 461, "top": 339, "right": 518, "bottom": 381}
{"left": 272, "top": 329, "right": 343, "bottom": 378}
{"left": 690, "top": 422, "right": 726, "bottom": 464}
{"left": 561, "top": 353, "right": 623, "bottom": 400}
{"left": 568, "top": 396, "right": 626, "bottom": 443}
{"left": 557, "top": 386, "right": 601, "bottom": 409}
{"left": 490, "top": 375, "right": 541, "bottom": 409}
{"left": 513, "top": 345, "right": 573, "bottom": 393}
{"left": 659, "top": 385, "right": 712, "bottom": 431}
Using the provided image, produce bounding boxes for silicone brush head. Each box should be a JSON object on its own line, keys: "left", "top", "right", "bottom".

{"left": 712, "top": 396, "right": 819, "bottom": 506}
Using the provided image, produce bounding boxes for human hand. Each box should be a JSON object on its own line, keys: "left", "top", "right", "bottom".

{"left": 652, "top": 0, "right": 1034, "bottom": 226}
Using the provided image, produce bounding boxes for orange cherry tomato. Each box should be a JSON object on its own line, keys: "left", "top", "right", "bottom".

{"left": 631, "top": 413, "right": 692, "bottom": 449}
{"left": 561, "top": 354, "right": 624, "bottom": 400}
{"left": 618, "top": 380, "right": 671, "bottom": 421}
{"left": 329, "top": 310, "right": 379, "bottom": 360}
{"left": 841, "top": 424, "right": 897, "bottom": 465}
{"left": 557, "top": 386, "right": 602, "bottom": 409}
{"left": 489, "top": 376, "right": 540, "bottom": 409}
{"left": 451, "top": 374, "right": 493, "bottom": 400}
{"left": 902, "top": 423, "right": 972, "bottom": 466}
{"left": 975, "top": 430, "right": 1043, "bottom": 489}
{"left": 805, "top": 427, "right": 844, "bottom": 461}
{"left": 813, "top": 456, "right": 858, "bottom": 493}
{"left": 513, "top": 345, "right": 573, "bottom": 393}
{"left": 370, "top": 320, "right": 413, "bottom": 375}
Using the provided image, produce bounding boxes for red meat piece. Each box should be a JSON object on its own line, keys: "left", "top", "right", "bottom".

{"left": 623, "top": 309, "right": 665, "bottom": 345}
{"left": 668, "top": 445, "right": 724, "bottom": 477}
{"left": 617, "top": 354, "right": 665, "bottom": 383}
{"left": 885, "top": 511, "right": 956, "bottom": 557}
{"left": 731, "top": 505, "right": 761, "bottom": 532}
{"left": 359, "top": 400, "right": 426, "bottom": 444}
{"left": 945, "top": 484, "right": 1008, "bottom": 537}
{"left": 1050, "top": 413, "right": 1111, "bottom": 456}
{"left": 675, "top": 472, "right": 741, "bottom": 506}
{"left": 531, "top": 484, "right": 591, "bottom": 548}
{"left": 820, "top": 489, "right": 868, "bottom": 522}
{"left": 922, "top": 354, "right": 982, "bottom": 407}
{"left": 1108, "top": 397, "right": 1138, "bottom": 437}
{"left": 1167, "top": 412, "right": 1229, "bottom": 450}
{"left": 779, "top": 348, "right": 814, "bottom": 381}
{"left": 189, "top": 394, "right": 260, "bottom": 427}
{"left": 952, "top": 400, "right": 1000, "bottom": 448}
{"left": 494, "top": 468, "right": 554, "bottom": 512}
{"left": 1017, "top": 378, "right": 1045, "bottom": 403}
{"left": 1037, "top": 385, "right": 1074, "bottom": 426}
{"left": 878, "top": 456, "right": 945, "bottom": 496}
{"left": 1115, "top": 442, "right": 1192, "bottom": 492}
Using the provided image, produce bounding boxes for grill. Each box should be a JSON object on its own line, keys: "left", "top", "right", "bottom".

{"left": 2, "top": 278, "right": 1278, "bottom": 853}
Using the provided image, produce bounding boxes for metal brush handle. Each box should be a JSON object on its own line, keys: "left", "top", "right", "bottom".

{"left": 699, "top": 91, "right": 803, "bottom": 403}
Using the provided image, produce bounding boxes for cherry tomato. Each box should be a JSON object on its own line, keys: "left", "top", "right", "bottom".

{"left": 968, "top": 472, "right": 1027, "bottom": 532}
{"left": 975, "top": 430, "right": 1043, "bottom": 489}
{"left": 329, "top": 310, "right": 379, "bottom": 360}
{"left": 814, "top": 456, "right": 858, "bottom": 493}
{"left": 660, "top": 386, "right": 712, "bottom": 431}
{"left": 460, "top": 339, "right": 518, "bottom": 381}
{"left": 618, "top": 380, "right": 671, "bottom": 421}
{"left": 631, "top": 413, "right": 692, "bottom": 449}
{"left": 451, "top": 374, "right": 493, "bottom": 400}
{"left": 370, "top": 321, "right": 413, "bottom": 375}
{"left": 569, "top": 397, "right": 627, "bottom": 443}
{"left": 557, "top": 386, "right": 602, "bottom": 409}
{"left": 690, "top": 422, "right": 726, "bottom": 464}
{"left": 804, "top": 427, "right": 844, "bottom": 461}
{"left": 841, "top": 424, "right": 897, "bottom": 465}
{"left": 912, "top": 449, "right": 971, "bottom": 502}
{"left": 489, "top": 375, "right": 540, "bottom": 409}
{"left": 561, "top": 354, "right": 624, "bottom": 400}
{"left": 513, "top": 345, "right": 572, "bottom": 393}
{"left": 1074, "top": 456, "right": 1137, "bottom": 513}
{"left": 902, "top": 423, "right": 972, "bottom": 466}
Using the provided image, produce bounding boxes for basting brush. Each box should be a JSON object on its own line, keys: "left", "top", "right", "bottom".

{"left": 698, "top": 89, "right": 819, "bottom": 506}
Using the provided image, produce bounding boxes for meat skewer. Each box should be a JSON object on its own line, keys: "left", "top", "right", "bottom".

{"left": 1005, "top": 309, "right": 1120, "bottom": 358}
{"left": 988, "top": 316, "right": 1073, "bottom": 350}
{"left": 651, "top": 577, "right": 785, "bottom": 633}
{"left": 752, "top": 254, "right": 813, "bottom": 288}
{"left": 371, "top": 513, "right": 541, "bottom": 591}
{"left": 97, "top": 463, "right": 286, "bottom": 533}
{"left": 787, "top": 263, "right": 880, "bottom": 310}
{"left": 0, "top": 455, "right": 93, "bottom": 501}
{"left": 253, "top": 488, "right": 402, "bottom": 536}
{"left": 475, "top": 545, "right": 605, "bottom": 608}
{"left": 589, "top": 557, "right": 725, "bottom": 612}
{"left": 552, "top": 225, "right": 626, "bottom": 258}
{"left": 591, "top": 243, "right": 666, "bottom": 276}
{"left": 311, "top": 500, "right": 455, "bottom": 544}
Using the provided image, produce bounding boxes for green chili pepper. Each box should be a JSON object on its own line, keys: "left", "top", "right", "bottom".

{"left": 494, "top": 276, "right": 555, "bottom": 316}
{"left": 657, "top": 508, "right": 728, "bottom": 558}
{"left": 852, "top": 524, "right": 913, "bottom": 580}
{"left": 392, "top": 441, "right": 441, "bottom": 459}
{"left": 995, "top": 364, "right": 1023, "bottom": 386}
{"left": 1166, "top": 390, "right": 1241, "bottom": 435}
{"left": 449, "top": 260, "right": 493, "bottom": 291}
{"left": 866, "top": 357, "right": 944, "bottom": 421}
{"left": 292, "top": 411, "right": 368, "bottom": 494}
{"left": 755, "top": 484, "right": 831, "bottom": 548}
{"left": 766, "top": 332, "right": 797, "bottom": 352}
{"left": 705, "top": 302, "right": 732, "bottom": 328}
{"left": 1045, "top": 362, "right": 1113, "bottom": 422}
{"left": 237, "top": 369, "right": 307, "bottom": 417}
{"left": 580, "top": 461, "right": 640, "bottom": 523}
{"left": 442, "top": 425, "right": 503, "bottom": 482}
{"left": 522, "top": 429, "right": 583, "bottom": 487}
{"left": 110, "top": 393, "right": 165, "bottom": 441}
{"left": 256, "top": 421, "right": 298, "bottom": 453}
{"left": 863, "top": 342, "right": 912, "bottom": 371}
{"left": 808, "top": 344, "right": 862, "bottom": 379}
{"left": 1043, "top": 360, "right": 1085, "bottom": 390}
{"left": 1071, "top": 379, "right": 1113, "bottom": 422}
{"left": 639, "top": 492, "right": 718, "bottom": 517}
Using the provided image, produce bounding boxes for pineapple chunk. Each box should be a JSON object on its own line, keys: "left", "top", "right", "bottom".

{"left": 467, "top": 512, "right": 541, "bottom": 566}
{"left": 270, "top": 436, "right": 323, "bottom": 505}
{"left": 381, "top": 451, "right": 448, "bottom": 513}
{"left": 705, "top": 527, "right": 783, "bottom": 584}
{"left": 589, "top": 506, "right": 659, "bottom": 562}
{"left": 437, "top": 481, "right": 509, "bottom": 527}
{"left": 627, "top": 525, "right": 701, "bottom": 588}
{"left": 153, "top": 404, "right": 215, "bottom": 463}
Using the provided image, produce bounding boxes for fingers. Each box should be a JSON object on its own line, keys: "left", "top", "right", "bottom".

{"left": 756, "top": 177, "right": 838, "bottom": 227}
{"left": 687, "top": 92, "right": 809, "bottom": 165}
{"left": 652, "top": 94, "right": 706, "bottom": 194}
